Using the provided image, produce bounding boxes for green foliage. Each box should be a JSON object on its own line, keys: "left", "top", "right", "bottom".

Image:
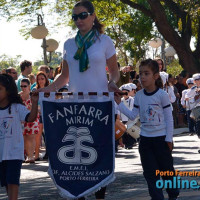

{"left": 166, "top": 59, "right": 183, "bottom": 77}
{"left": 33, "top": 51, "right": 62, "bottom": 74}
{"left": 0, "top": 54, "right": 22, "bottom": 73}
{"left": 1, "top": 0, "right": 200, "bottom": 72}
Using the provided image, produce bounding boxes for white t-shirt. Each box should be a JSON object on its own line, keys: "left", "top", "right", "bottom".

{"left": 120, "top": 96, "right": 134, "bottom": 122}
{"left": 164, "top": 86, "right": 176, "bottom": 103}
{"left": 63, "top": 34, "right": 116, "bottom": 93}
{"left": 185, "top": 85, "right": 197, "bottom": 99}
{"left": 118, "top": 88, "right": 173, "bottom": 142}
{"left": 185, "top": 85, "right": 200, "bottom": 109}
{"left": 181, "top": 89, "right": 188, "bottom": 108}
{"left": 0, "top": 103, "right": 29, "bottom": 162}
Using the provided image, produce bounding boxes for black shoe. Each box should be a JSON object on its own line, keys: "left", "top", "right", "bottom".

{"left": 189, "top": 132, "right": 194, "bottom": 136}
{"left": 169, "top": 198, "right": 178, "bottom": 200}
{"left": 125, "top": 146, "right": 133, "bottom": 149}
{"left": 43, "top": 153, "right": 48, "bottom": 160}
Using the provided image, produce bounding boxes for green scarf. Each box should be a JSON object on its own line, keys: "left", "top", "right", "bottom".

{"left": 74, "top": 29, "right": 97, "bottom": 72}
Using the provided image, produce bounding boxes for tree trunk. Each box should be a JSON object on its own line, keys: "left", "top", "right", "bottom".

{"left": 147, "top": 0, "right": 200, "bottom": 74}
{"left": 178, "top": 50, "right": 200, "bottom": 74}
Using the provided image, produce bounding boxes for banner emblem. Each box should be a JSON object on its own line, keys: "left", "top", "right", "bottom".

{"left": 58, "top": 126, "right": 97, "bottom": 165}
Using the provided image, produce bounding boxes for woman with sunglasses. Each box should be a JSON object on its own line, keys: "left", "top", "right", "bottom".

{"left": 38, "top": 0, "right": 119, "bottom": 94}
{"left": 36, "top": 1, "right": 120, "bottom": 199}
{"left": 19, "top": 78, "right": 39, "bottom": 163}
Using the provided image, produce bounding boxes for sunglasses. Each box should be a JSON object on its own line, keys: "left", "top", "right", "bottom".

{"left": 72, "top": 12, "right": 92, "bottom": 21}
{"left": 20, "top": 85, "right": 28, "bottom": 88}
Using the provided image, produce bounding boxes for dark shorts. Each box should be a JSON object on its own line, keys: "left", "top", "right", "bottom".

{"left": 0, "top": 160, "right": 23, "bottom": 187}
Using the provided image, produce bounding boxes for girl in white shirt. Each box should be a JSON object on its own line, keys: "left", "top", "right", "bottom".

{"left": 0, "top": 74, "right": 38, "bottom": 200}
{"left": 115, "top": 59, "right": 179, "bottom": 200}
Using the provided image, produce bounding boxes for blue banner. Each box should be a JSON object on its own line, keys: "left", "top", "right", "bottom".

{"left": 40, "top": 94, "right": 115, "bottom": 199}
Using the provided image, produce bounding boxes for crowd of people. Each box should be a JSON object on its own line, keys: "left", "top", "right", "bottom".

{"left": 1, "top": 53, "right": 199, "bottom": 200}
{"left": 0, "top": 0, "right": 200, "bottom": 200}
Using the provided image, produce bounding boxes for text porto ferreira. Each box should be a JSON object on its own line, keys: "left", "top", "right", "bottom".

{"left": 156, "top": 170, "right": 200, "bottom": 189}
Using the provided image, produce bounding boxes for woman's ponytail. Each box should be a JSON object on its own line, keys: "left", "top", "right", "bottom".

{"left": 93, "top": 17, "right": 104, "bottom": 34}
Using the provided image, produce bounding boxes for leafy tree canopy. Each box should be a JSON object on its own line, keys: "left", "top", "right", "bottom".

{"left": 1, "top": 0, "right": 200, "bottom": 72}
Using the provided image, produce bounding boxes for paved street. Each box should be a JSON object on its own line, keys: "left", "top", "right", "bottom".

{"left": 0, "top": 130, "right": 200, "bottom": 200}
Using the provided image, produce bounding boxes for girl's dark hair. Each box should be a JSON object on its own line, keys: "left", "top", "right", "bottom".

{"left": 36, "top": 71, "right": 49, "bottom": 89}
{"left": 21, "top": 78, "right": 30, "bottom": 85}
{"left": 139, "top": 59, "right": 163, "bottom": 89}
{"left": 154, "top": 57, "right": 165, "bottom": 71}
{"left": 74, "top": 0, "right": 104, "bottom": 34}
{"left": 130, "top": 70, "right": 137, "bottom": 80}
{"left": 0, "top": 74, "right": 23, "bottom": 114}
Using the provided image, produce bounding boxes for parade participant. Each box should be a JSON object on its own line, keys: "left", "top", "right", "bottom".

{"left": 133, "top": 79, "right": 142, "bottom": 91}
{"left": 32, "top": 71, "right": 50, "bottom": 161}
{"left": 127, "top": 83, "right": 137, "bottom": 97}
{"left": 31, "top": 65, "right": 53, "bottom": 91}
{"left": 35, "top": 1, "right": 120, "bottom": 199}
{"left": 28, "top": 74, "right": 36, "bottom": 85}
{"left": 119, "top": 84, "right": 136, "bottom": 149}
{"left": 181, "top": 78, "right": 195, "bottom": 135}
{"left": 115, "top": 59, "right": 179, "bottom": 200}
{"left": 16, "top": 60, "right": 32, "bottom": 92}
{"left": 5, "top": 67, "right": 18, "bottom": 81}
{"left": 0, "top": 74, "right": 38, "bottom": 200}
{"left": 185, "top": 74, "right": 200, "bottom": 99}
{"left": 160, "top": 72, "right": 176, "bottom": 104}
{"left": 49, "top": 67, "right": 54, "bottom": 80}
{"left": 186, "top": 73, "right": 200, "bottom": 138}
{"left": 37, "top": 1, "right": 119, "bottom": 94}
{"left": 155, "top": 57, "right": 165, "bottom": 72}
{"left": 19, "top": 78, "right": 40, "bottom": 163}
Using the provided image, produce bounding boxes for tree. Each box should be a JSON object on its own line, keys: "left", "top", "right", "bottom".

{"left": 34, "top": 51, "right": 62, "bottom": 68}
{"left": 1, "top": 1, "right": 200, "bottom": 73}
{"left": 166, "top": 59, "right": 183, "bottom": 77}
{"left": 0, "top": 54, "right": 22, "bottom": 73}
{"left": 120, "top": 0, "right": 200, "bottom": 73}
{"left": 56, "top": 0, "right": 154, "bottom": 65}
{"left": 1, "top": 0, "right": 154, "bottom": 66}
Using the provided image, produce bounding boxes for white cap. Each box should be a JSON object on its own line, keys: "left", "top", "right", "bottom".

{"left": 186, "top": 78, "right": 194, "bottom": 85}
{"left": 127, "top": 83, "right": 137, "bottom": 90}
{"left": 192, "top": 73, "right": 200, "bottom": 81}
{"left": 119, "top": 84, "right": 132, "bottom": 92}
